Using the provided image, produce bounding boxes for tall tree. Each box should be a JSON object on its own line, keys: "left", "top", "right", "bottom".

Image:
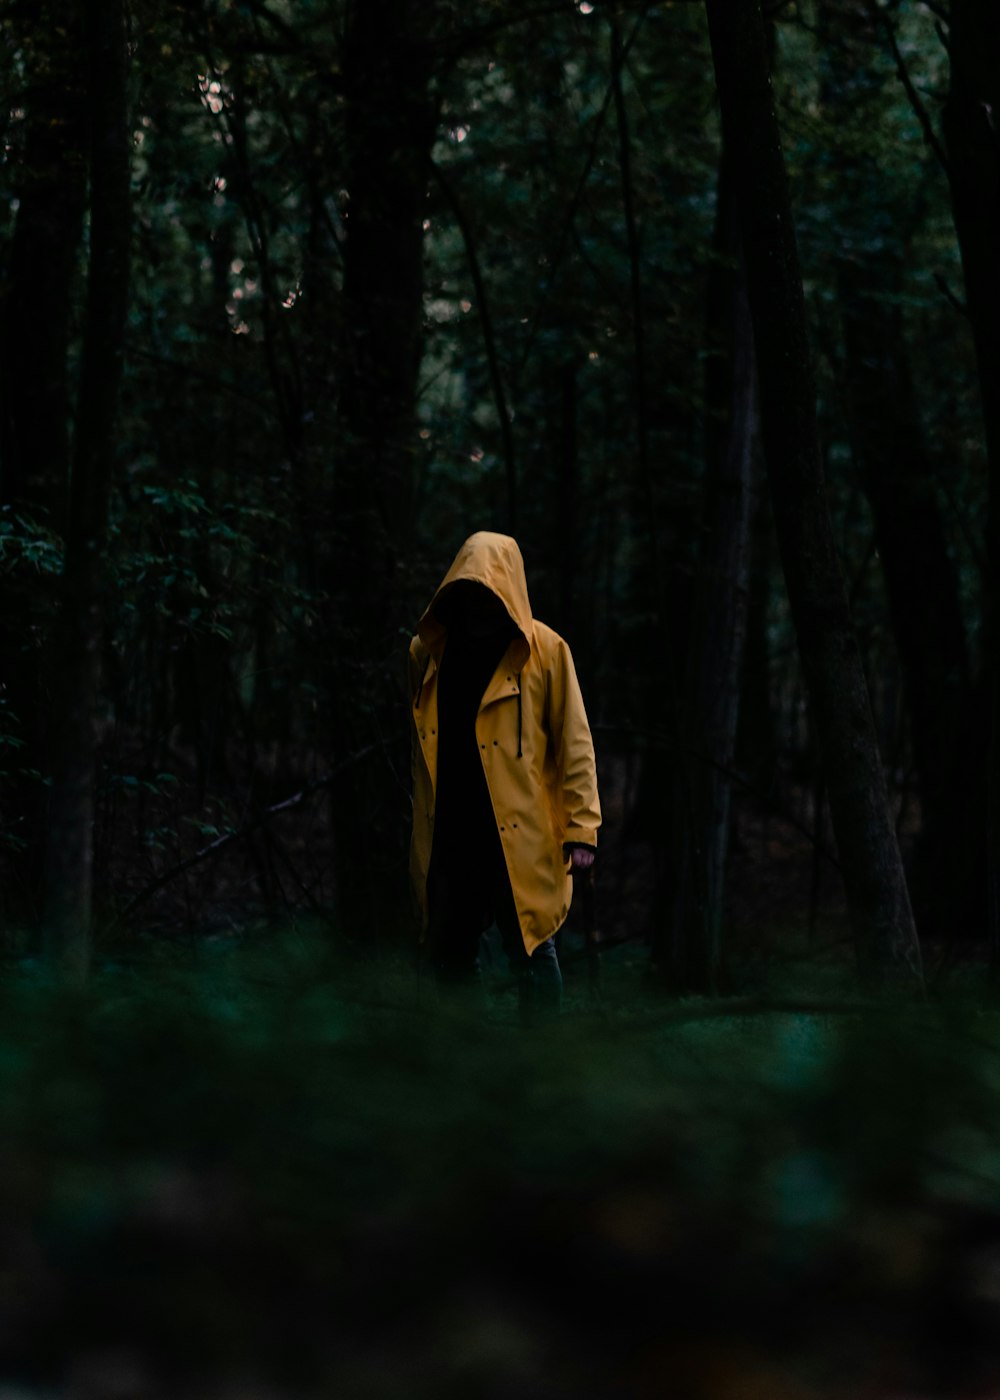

{"left": 656, "top": 146, "right": 756, "bottom": 992}
{"left": 816, "top": 0, "right": 973, "bottom": 937}
{"left": 704, "top": 0, "right": 922, "bottom": 984}
{"left": 43, "top": 0, "right": 132, "bottom": 975}
{"left": 0, "top": 3, "right": 88, "bottom": 915}
{"left": 938, "top": 1, "right": 1000, "bottom": 965}
{"left": 326, "top": 0, "right": 440, "bottom": 937}
{"left": 336, "top": 0, "right": 436, "bottom": 575}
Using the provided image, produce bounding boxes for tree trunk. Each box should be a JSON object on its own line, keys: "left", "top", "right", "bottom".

{"left": 337, "top": 0, "right": 434, "bottom": 575}
{"left": 43, "top": 0, "right": 131, "bottom": 977}
{"left": 943, "top": 2, "right": 1000, "bottom": 487}
{"left": 557, "top": 361, "right": 580, "bottom": 641}
{"left": 655, "top": 147, "right": 755, "bottom": 992}
{"left": 815, "top": 0, "right": 973, "bottom": 937}
{"left": 837, "top": 251, "right": 975, "bottom": 932}
{"left": 704, "top": 0, "right": 922, "bottom": 985}
{"left": 327, "top": 0, "right": 437, "bottom": 939}
{"left": 941, "top": 0, "right": 1000, "bottom": 967}
{"left": 0, "top": 6, "right": 88, "bottom": 919}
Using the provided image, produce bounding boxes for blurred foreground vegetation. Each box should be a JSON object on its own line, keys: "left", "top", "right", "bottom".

{"left": 2, "top": 931, "right": 1000, "bottom": 1398}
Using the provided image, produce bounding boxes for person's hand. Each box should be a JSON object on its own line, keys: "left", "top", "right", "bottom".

{"left": 570, "top": 846, "right": 595, "bottom": 872}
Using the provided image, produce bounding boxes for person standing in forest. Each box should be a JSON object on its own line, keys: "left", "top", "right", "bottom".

{"left": 408, "top": 532, "right": 601, "bottom": 1021}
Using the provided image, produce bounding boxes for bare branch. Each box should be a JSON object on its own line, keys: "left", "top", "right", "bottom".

{"left": 869, "top": 0, "right": 952, "bottom": 178}
{"left": 113, "top": 741, "right": 389, "bottom": 928}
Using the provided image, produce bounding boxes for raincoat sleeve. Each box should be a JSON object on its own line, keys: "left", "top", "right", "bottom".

{"left": 547, "top": 638, "right": 601, "bottom": 849}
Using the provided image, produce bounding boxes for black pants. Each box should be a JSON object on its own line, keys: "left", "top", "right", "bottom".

{"left": 426, "top": 838, "right": 562, "bottom": 1019}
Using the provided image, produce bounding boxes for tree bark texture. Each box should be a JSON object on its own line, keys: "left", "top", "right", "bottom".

{"left": 704, "top": 0, "right": 922, "bottom": 984}
{"left": 940, "top": 0, "right": 1000, "bottom": 966}
{"left": 43, "top": 0, "right": 131, "bottom": 977}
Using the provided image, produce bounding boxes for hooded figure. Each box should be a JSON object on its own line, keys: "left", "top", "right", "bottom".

{"left": 409, "top": 532, "right": 601, "bottom": 1014}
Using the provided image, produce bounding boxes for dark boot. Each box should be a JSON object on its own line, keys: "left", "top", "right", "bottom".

{"left": 515, "top": 939, "right": 562, "bottom": 1028}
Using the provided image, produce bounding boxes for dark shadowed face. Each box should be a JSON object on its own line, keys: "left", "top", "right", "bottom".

{"left": 445, "top": 581, "right": 511, "bottom": 638}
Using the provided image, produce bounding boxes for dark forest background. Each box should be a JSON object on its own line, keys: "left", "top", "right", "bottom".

{"left": 1, "top": 0, "right": 997, "bottom": 988}
{"left": 3, "top": 0, "right": 1000, "bottom": 1395}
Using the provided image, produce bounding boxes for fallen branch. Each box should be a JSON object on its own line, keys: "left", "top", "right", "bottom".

{"left": 113, "top": 742, "right": 384, "bottom": 928}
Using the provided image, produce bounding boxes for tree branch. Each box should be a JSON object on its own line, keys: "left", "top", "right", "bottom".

{"left": 869, "top": 0, "right": 952, "bottom": 178}
{"left": 113, "top": 741, "right": 386, "bottom": 928}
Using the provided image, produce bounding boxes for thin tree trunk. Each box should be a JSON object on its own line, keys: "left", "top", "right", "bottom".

{"left": 610, "top": 15, "right": 650, "bottom": 499}
{"left": 837, "top": 252, "right": 975, "bottom": 929}
{"left": 43, "top": 0, "right": 131, "bottom": 977}
{"left": 704, "top": 0, "right": 922, "bottom": 985}
{"left": 557, "top": 362, "right": 580, "bottom": 639}
{"left": 943, "top": 2, "right": 1000, "bottom": 486}
{"left": 612, "top": 11, "right": 696, "bottom": 955}
{"left": 736, "top": 489, "right": 778, "bottom": 794}
{"left": 940, "top": 0, "right": 1000, "bottom": 969}
{"left": 663, "top": 146, "right": 756, "bottom": 993}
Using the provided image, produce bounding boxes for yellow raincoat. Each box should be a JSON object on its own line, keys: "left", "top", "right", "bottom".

{"left": 409, "top": 532, "right": 601, "bottom": 955}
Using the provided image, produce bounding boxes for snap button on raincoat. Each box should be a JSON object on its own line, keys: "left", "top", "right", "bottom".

{"left": 409, "top": 532, "right": 601, "bottom": 956}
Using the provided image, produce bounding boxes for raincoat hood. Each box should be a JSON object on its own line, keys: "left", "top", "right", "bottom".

{"left": 417, "top": 532, "right": 533, "bottom": 672}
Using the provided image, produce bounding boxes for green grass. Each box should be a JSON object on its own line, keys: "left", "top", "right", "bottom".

{"left": 2, "top": 930, "right": 1000, "bottom": 1396}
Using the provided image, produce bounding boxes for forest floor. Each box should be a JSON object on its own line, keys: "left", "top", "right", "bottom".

{"left": 1, "top": 929, "right": 999, "bottom": 1399}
